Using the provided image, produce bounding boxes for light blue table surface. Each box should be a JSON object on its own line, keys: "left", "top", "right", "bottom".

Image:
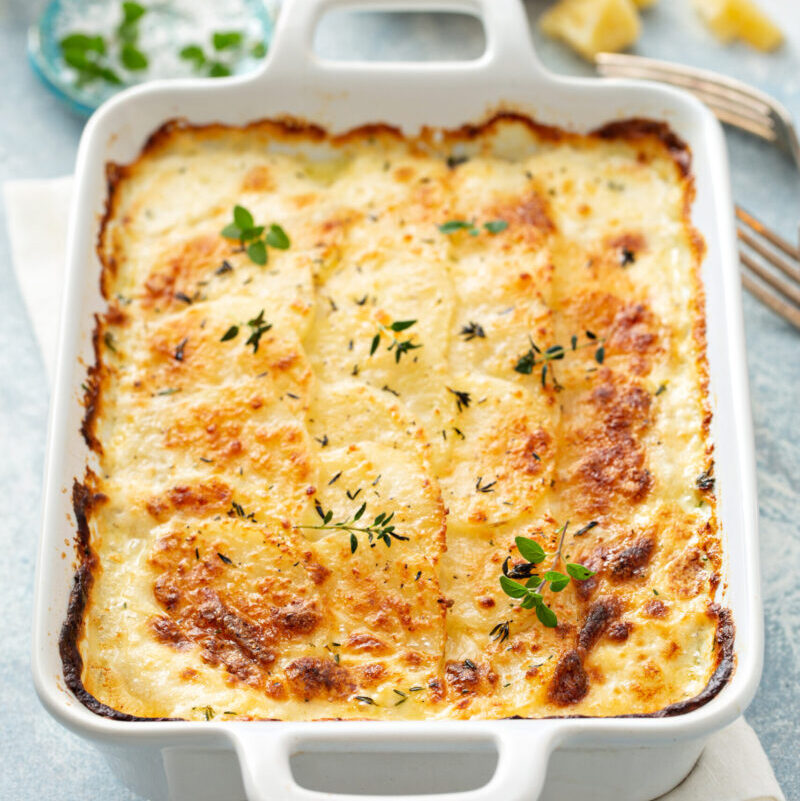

{"left": 1, "top": 1, "right": 798, "bottom": 799}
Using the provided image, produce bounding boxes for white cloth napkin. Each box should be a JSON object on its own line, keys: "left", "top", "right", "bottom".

{"left": 2, "top": 177, "right": 786, "bottom": 801}
{"left": 4, "top": 176, "right": 74, "bottom": 380}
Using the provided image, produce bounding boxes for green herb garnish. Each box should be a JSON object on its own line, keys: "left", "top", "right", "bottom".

{"left": 438, "top": 219, "right": 508, "bottom": 236}
{"left": 228, "top": 501, "right": 256, "bottom": 522}
{"left": 61, "top": 33, "right": 105, "bottom": 54}
{"left": 696, "top": 470, "right": 715, "bottom": 492}
{"left": 180, "top": 30, "right": 264, "bottom": 77}
{"left": 173, "top": 337, "right": 188, "bottom": 361}
{"left": 120, "top": 43, "right": 148, "bottom": 70}
{"left": 121, "top": 2, "right": 146, "bottom": 24}
{"left": 573, "top": 520, "right": 598, "bottom": 537}
{"left": 514, "top": 332, "right": 606, "bottom": 389}
{"left": 438, "top": 220, "right": 473, "bottom": 234}
{"left": 244, "top": 309, "right": 272, "bottom": 353}
{"left": 208, "top": 62, "right": 231, "bottom": 77}
{"left": 179, "top": 45, "right": 206, "bottom": 67}
{"left": 499, "top": 522, "right": 596, "bottom": 628}
{"left": 117, "top": 1, "right": 145, "bottom": 44}
{"left": 61, "top": 41, "right": 121, "bottom": 85}
{"left": 59, "top": 1, "right": 149, "bottom": 85}
{"left": 475, "top": 476, "right": 496, "bottom": 493}
{"left": 459, "top": 321, "right": 486, "bottom": 340}
{"left": 213, "top": 31, "right": 243, "bottom": 50}
{"left": 447, "top": 387, "right": 471, "bottom": 412}
{"left": 297, "top": 502, "right": 409, "bottom": 553}
{"left": 489, "top": 620, "right": 510, "bottom": 643}
{"left": 368, "top": 319, "right": 421, "bottom": 363}
{"left": 221, "top": 205, "right": 290, "bottom": 265}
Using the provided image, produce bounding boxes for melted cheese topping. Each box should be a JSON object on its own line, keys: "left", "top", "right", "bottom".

{"left": 73, "top": 116, "right": 725, "bottom": 721}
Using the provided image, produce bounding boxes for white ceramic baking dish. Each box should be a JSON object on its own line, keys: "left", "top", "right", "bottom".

{"left": 32, "top": 1, "right": 763, "bottom": 799}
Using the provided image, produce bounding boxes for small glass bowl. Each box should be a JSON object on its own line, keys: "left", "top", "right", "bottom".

{"left": 28, "top": 0, "right": 274, "bottom": 116}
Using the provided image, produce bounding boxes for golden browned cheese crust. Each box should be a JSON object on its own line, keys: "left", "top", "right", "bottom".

{"left": 63, "top": 114, "right": 730, "bottom": 721}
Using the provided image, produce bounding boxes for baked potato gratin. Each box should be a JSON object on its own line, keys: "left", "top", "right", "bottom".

{"left": 62, "top": 114, "right": 733, "bottom": 722}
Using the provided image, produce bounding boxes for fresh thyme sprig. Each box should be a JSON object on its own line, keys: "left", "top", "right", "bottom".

{"left": 369, "top": 319, "right": 421, "bottom": 363}
{"left": 438, "top": 219, "right": 508, "bottom": 236}
{"left": 514, "top": 331, "right": 605, "bottom": 389}
{"left": 219, "top": 309, "right": 272, "bottom": 353}
{"left": 296, "top": 501, "right": 409, "bottom": 553}
{"left": 499, "top": 523, "right": 596, "bottom": 628}
{"left": 221, "top": 205, "right": 290, "bottom": 265}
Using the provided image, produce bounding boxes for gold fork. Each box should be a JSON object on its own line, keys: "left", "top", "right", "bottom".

{"left": 596, "top": 52, "right": 800, "bottom": 329}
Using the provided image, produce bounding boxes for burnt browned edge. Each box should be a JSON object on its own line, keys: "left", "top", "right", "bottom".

{"left": 65, "top": 111, "right": 732, "bottom": 722}
{"left": 60, "top": 480, "right": 176, "bottom": 720}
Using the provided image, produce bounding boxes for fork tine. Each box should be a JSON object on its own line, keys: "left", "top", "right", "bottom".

{"left": 738, "top": 228, "right": 800, "bottom": 286}
{"left": 736, "top": 207, "right": 800, "bottom": 261}
{"left": 739, "top": 251, "right": 800, "bottom": 307}
{"left": 740, "top": 269, "right": 800, "bottom": 329}
{"left": 700, "top": 105, "right": 775, "bottom": 142}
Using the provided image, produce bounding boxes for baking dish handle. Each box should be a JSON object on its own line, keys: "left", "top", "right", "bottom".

{"left": 232, "top": 725, "right": 560, "bottom": 801}
{"left": 263, "top": 0, "right": 543, "bottom": 78}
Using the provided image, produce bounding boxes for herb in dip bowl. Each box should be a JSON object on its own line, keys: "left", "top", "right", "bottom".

{"left": 28, "top": 0, "right": 272, "bottom": 115}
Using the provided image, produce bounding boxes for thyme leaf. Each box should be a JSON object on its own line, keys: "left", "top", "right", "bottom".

{"left": 696, "top": 470, "right": 715, "bottom": 492}
{"left": 574, "top": 520, "right": 598, "bottom": 537}
{"left": 459, "top": 321, "right": 486, "bottom": 341}
{"left": 174, "top": 337, "right": 188, "bottom": 361}
{"left": 297, "top": 503, "right": 408, "bottom": 553}
{"left": 514, "top": 332, "right": 606, "bottom": 388}
{"left": 213, "top": 31, "right": 243, "bottom": 51}
{"left": 438, "top": 218, "right": 508, "bottom": 236}
{"left": 489, "top": 620, "right": 510, "bottom": 643}
{"left": 192, "top": 705, "right": 215, "bottom": 720}
{"left": 244, "top": 309, "right": 272, "bottom": 353}
{"left": 447, "top": 387, "right": 471, "bottom": 412}
{"left": 368, "top": 319, "right": 421, "bottom": 363}
{"left": 438, "top": 220, "right": 473, "bottom": 234}
{"left": 483, "top": 220, "right": 508, "bottom": 234}
{"left": 476, "top": 476, "right": 496, "bottom": 493}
